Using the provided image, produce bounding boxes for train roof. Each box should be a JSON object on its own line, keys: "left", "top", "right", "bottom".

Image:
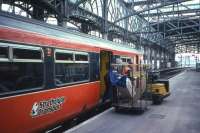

{"left": 0, "top": 11, "right": 143, "bottom": 55}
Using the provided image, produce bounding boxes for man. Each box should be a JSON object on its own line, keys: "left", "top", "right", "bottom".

{"left": 102, "top": 63, "right": 121, "bottom": 103}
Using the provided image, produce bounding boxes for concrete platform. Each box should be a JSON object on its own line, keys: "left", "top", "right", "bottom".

{"left": 65, "top": 70, "right": 200, "bottom": 133}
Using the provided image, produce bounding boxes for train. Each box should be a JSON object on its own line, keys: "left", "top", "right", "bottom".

{"left": 0, "top": 12, "right": 143, "bottom": 132}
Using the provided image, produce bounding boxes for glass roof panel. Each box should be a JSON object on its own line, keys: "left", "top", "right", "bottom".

{"left": 141, "top": 0, "right": 200, "bottom": 23}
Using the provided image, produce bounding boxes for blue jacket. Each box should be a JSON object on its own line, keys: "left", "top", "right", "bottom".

{"left": 109, "top": 68, "right": 127, "bottom": 88}
{"left": 109, "top": 68, "right": 120, "bottom": 86}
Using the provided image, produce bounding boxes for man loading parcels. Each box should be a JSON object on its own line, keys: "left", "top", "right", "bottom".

{"left": 102, "top": 59, "right": 135, "bottom": 103}
{"left": 102, "top": 63, "right": 121, "bottom": 102}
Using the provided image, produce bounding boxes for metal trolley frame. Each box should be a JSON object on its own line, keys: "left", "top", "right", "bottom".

{"left": 112, "top": 63, "right": 149, "bottom": 114}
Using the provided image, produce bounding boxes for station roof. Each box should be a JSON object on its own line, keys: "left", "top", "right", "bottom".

{"left": 123, "top": 0, "right": 200, "bottom": 53}
{"left": 1, "top": 0, "right": 200, "bottom": 54}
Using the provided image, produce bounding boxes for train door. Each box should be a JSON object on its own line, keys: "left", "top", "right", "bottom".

{"left": 100, "top": 50, "right": 112, "bottom": 98}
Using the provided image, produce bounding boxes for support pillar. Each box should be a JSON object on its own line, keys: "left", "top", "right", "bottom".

{"left": 102, "top": 0, "right": 108, "bottom": 40}
{"left": 147, "top": 46, "right": 151, "bottom": 66}
{"left": 160, "top": 49, "right": 164, "bottom": 69}
{"left": 163, "top": 50, "right": 168, "bottom": 68}
{"left": 0, "top": 0, "right": 2, "bottom": 10}
{"left": 150, "top": 46, "right": 153, "bottom": 70}
{"left": 169, "top": 52, "right": 176, "bottom": 67}
{"left": 81, "top": 23, "right": 89, "bottom": 33}
{"left": 154, "top": 49, "right": 158, "bottom": 70}
{"left": 157, "top": 48, "right": 161, "bottom": 70}
{"left": 144, "top": 46, "right": 149, "bottom": 65}
{"left": 32, "top": 5, "right": 44, "bottom": 21}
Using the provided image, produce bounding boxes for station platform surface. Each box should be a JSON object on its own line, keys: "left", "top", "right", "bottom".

{"left": 65, "top": 70, "right": 200, "bottom": 133}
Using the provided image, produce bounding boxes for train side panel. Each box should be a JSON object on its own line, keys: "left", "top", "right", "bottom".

{"left": 0, "top": 19, "right": 142, "bottom": 132}
{"left": 0, "top": 81, "right": 100, "bottom": 133}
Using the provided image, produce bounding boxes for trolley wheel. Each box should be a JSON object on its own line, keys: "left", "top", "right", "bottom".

{"left": 152, "top": 94, "right": 163, "bottom": 105}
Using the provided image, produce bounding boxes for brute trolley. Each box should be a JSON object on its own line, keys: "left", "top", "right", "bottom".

{"left": 111, "top": 63, "right": 149, "bottom": 114}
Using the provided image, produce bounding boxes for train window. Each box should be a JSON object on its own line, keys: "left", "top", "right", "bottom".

{"left": 55, "top": 50, "right": 89, "bottom": 85}
{"left": 0, "top": 45, "right": 44, "bottom": 95}
{"left": 127, "top": 58, "right": 131, "bottom": 63}
{"left": 55, "top": 63, "right": 89, "bottom": 85}
{"left": 121, "top": 58, "right": 126, "bottom": 62}
{"left": 13, "top": 48, "right": 42, "bottom": 61}
{"left": 0, "top": 46, "right": 9, "bottom": 60}
{"left": 0, "top": 62, "right": 44, "bottom": 94}
{"left": 55, "top": 52, "right": 73, "bottom": 62}
{"left": 121, "top": 57, "right": 132, "bottom": 64}
{"left": 75, "top": 53, "right": 88, "bottom": 62}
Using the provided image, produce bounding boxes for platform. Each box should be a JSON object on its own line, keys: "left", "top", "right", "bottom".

{"left": 65, "top": 70, "right": 200, "bottom": 133}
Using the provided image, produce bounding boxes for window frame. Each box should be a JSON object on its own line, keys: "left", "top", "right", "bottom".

{"left": 120, "top": 56, "right": 133, "bottom": 63}
{"left": 0, "top": 42, "right": 45, "bottom": 97}
{"left": 54, "top": 49, "right": 74, "bottom": 63}
{"left": 0, "top": 45, "right": 9, "bottom": 62}
{"left": 74, "top": 51, "right": 89, "bottom": 63}
{"left": 12, "top": 45, "right": 43, "bottom": 63}
{"left": 54, "top": 49, "right": 90, "bottom": 87}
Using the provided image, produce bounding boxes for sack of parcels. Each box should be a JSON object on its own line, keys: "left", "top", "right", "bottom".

{"left": 116, "top": 76, "right": 136, "bottom": 98}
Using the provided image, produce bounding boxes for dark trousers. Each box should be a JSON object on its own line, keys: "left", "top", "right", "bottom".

{"left": 102, "top": 85, "right": 118, "bottom": 104}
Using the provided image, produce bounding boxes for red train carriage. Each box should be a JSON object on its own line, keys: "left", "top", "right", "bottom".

{"left": 0, "top": 12, "right": 143, "bottom": 132}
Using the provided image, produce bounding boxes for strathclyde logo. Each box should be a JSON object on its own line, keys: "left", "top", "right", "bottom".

{"left": 31, "top": 97, "right": 65, "bottom": 117}
{"left": 31, "top": 102, "right": 39, "bottom": 117}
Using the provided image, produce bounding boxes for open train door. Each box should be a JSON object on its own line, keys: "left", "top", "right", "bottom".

{"left": 100, "top": 50, "right": 112, "bottom": 100}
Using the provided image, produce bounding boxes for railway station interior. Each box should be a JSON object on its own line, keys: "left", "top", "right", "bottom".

{"left": 0, "top": 0, "right": 200, "bottom": 133}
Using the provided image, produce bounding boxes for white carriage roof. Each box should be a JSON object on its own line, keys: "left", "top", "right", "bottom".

{"left": 0, "top": 12, "right": 143, "bottom": 55}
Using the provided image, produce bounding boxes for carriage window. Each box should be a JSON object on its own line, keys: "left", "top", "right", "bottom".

{"left": 127, "top": 58, "right": 131, "bottom": 63}
{"left": 121, "top": 57, "right": 132, "bottom": 64}
{"left": 56, "top": 52, "right": 73, "bottom": 61}
{"left": 75, "top": 54, "right": 88, "bottom": 61}
{"left": 55, "top": 50, "right": 89, "bottom": 85}
{"left": 13, "top": 48, "right": 42, "bottom": 60}
{"left": 55, "top": 63, "right": 89, "bottom": 85}
{"left": 0, "top": 46, "right": 44, "bottom": 95}
{"left": 0, "top": 47, "right": 8, "bottom": 59}
{"left": 121, "top": 58, "right": 126, "bottom": 63}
